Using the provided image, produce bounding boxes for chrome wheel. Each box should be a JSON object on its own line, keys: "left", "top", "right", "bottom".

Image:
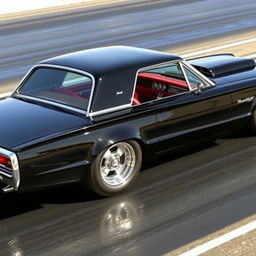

{"left": 100, "top": 142, "right": 136, "bottom": 187}
{"left": 83, "top": 140, "right": 142, "bottom": 196}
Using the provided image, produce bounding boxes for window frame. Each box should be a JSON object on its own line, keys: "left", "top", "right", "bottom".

{"left": 131, "top": 60, "right": 215, "bottom": 107}
{"left": 180, "top": 61, "right": 215, "bottom": 88}
{"left": 14, "top": 64, "right": 95, "bottom": 116}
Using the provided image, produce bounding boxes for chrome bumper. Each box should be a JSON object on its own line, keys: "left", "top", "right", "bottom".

{"left": 0, "top": 147, "right": 20, "bottom": 193}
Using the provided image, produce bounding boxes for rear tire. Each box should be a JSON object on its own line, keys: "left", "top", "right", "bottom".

{"left": 83, "top": 140, "right": 142, "bottom": 197}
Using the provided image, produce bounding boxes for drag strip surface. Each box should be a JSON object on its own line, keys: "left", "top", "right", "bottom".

{"left": 1, "top": 136, "right": 256, "bottom": 255}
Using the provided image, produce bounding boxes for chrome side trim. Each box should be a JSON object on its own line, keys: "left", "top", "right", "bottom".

{"left": 132, "top": 90, "right": 191, "bottom": 108}
{"left": 0, "top": 147, "right": 20, "bottom": 192}
{"left": 89, "top": 104, "right": 131, "bottom": 117}
{"left": 13, "top": 64, "right": 96, "bottom": 117}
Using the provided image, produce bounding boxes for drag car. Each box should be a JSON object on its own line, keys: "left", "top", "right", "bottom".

{"left": 0, "top": 46, "right": 255, "bottom": 196}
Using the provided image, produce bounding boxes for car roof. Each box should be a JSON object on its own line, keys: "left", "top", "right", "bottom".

{"left": 41, "top": 46, "right": 180, "bottom": 75}
{"left": 40, "top": 46, "right": 181, "bottom": 115}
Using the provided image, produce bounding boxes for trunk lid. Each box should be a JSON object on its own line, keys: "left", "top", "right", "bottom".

{"left": 0, "top": 97, "right": 89, "bottom": 149}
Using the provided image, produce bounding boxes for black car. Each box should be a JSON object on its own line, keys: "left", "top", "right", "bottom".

{"left": 0, "top": 46, "right": 255, "bottom": 196}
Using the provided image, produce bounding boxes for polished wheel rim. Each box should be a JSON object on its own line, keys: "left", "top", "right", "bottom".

{"left": 100, "top": 142, "right": 136, "bottom": 186}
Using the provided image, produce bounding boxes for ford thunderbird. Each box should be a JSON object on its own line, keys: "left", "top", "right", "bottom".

{"left": 0, "top": 46, "right": 255, "bottom": 196}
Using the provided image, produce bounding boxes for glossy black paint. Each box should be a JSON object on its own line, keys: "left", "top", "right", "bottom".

{"left": 189, "top": 54, "right": 256, "bottom": 78}
{"left": 41, "top": 46, "right": 181, "bottom": 113}
{"left": 0, "top": 97, "right": 89, "bottom": 149}
{"left": 0, "top": 47, "right": 255, "bottom": 192}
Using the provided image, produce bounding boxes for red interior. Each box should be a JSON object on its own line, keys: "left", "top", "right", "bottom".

{"left": 138, "top": 73, "right": 188, "bottom": 89}
{"left": 133, "top": 92, "right": 141, "bottom": 105}
{"left": 55, "top": 82, "right": 92, "bottom": 100}
{"left": 132, "top": 73, "right": 188, "bottom": 105}
{"left": 56, "top": 88, "right": 82, "bottom": 98}
{"left": 53, "top": 74, "right": 188, "bottom": 107}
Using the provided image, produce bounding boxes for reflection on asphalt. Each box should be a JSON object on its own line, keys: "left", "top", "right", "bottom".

{"left": 8, "top": 237, "right": 24, "bottom": 256}
{"left": 0, "top": 187, "right": 145, "bottom": 256}
{"left": 0, "top": 136, "right": 256, "bottom": 256}
{"left": 101, "top": 200, "right": 143, "bottom": 240}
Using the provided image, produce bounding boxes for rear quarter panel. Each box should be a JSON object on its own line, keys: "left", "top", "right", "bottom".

{"left": 15, "top": 108, "right": 158, "bottom": 191}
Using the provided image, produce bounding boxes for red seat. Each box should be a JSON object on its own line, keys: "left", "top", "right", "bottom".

{"left": 132, "top": 91, "right": 140, "bottom": 105}
{"left": 56, "top": 88, "right": 81, "bottom": 98}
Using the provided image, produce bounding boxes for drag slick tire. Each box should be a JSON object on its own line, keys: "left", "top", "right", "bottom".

{"left": 84, "top": 140, "right": 142, "bottom": 197}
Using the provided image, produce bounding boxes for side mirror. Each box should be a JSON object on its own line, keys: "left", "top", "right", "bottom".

{"left": 194, "top": 83, "right": 204, "bottom": 95}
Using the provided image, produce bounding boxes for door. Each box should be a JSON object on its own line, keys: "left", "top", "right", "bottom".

{"left": 135, "top": 61, "right": 232, "bottom": 153}
{"left": 155, "top": 86, "right": 232, "bottom": 153}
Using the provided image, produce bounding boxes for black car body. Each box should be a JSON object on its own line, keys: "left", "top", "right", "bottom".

{"left": 0, "top": 46, "right": 255, "bottom": 196}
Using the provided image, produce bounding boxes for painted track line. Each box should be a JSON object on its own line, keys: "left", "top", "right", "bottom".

{"left": 247, "top": 53, "right": 256, "bottom": 58}
{"left": 0, "top": 92, "right": 12, "bottom": 98}
{"left": 178, "top": 220, "right": 256, "bottom": 256}
{"left": 182, "top": 38, "right": 256, "bottom": 58}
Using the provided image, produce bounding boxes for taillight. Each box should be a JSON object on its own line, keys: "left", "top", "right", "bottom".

{"left": 0, "top": 155, "right": 12, "bottom": 169}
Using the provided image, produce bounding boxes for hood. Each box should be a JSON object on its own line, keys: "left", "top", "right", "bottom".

{"left": 188, "top": 54, "right": 256, "bottom": 78}
{"left": 0, "top": 97, "right": 89, "bottom": 149}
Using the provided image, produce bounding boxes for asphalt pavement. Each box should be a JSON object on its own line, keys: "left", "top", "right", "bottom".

{"left": 1, "top": 136, "right": 256, "bottom": 256}
{"left": 0, "top": 0, "right": 256, "bottom": 255}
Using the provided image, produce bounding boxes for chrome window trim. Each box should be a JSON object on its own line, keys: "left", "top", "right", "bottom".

{"left": 181, "top": 61, "right": 215, "bottom": 87}
{"left": 89, "top": 104, "right": 131, "bottom": 117}
{"left": 11, "top": 59, "right": 214, "bottom": 119}
{"left": 179, "top": 62, "right": 192, "bottom": 91}
{"left": 91, "top": 60, "right": 184, "bottom": 117}
{"left": 13, "top": 64, "right": 95, "bottom": 117}
{"left": 130, "top": 60, "right": 183, "bottom": 106}
{"left": 130, "top": 69, "right": 141, "bottom": 107}
{"left": 138, "top": 60, "right": 181, "bottom": 73}
{"left": 0, "top": 147, "right": 20, "bottom": 192}
{"left": 131, "top": 59, "right": 193, "bottom": 107}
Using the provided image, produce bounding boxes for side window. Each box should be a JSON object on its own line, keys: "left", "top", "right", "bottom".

{"left": 62, "top": 72, "right": 91, "bottom": 87}
{"left": 133, "top": 63, "right": 189, "bottom": 105}
{"left": 183, "top": 67, "right": 207, "bottom": 89}
{"left": 58, "top": 71, "right": 93, "bottom": 100}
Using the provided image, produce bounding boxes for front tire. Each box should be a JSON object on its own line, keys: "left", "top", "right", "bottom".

{"left": 83, "top": 140, "right": 142, "bottom": 196}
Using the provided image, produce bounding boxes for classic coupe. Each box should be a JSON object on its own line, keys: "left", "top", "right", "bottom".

{"left": 0, "top": 46, "right": 255, "bottom": 196}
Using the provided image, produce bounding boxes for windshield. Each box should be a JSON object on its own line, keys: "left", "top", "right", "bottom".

{"left": 18, "top": 67, "right": 93, "bottom": 111}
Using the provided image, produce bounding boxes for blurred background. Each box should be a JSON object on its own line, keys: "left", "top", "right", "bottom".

{"left": 1, "top": 0, "right": 255, "bottom": 95}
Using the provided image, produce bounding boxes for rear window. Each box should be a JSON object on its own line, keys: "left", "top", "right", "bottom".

{"left": 18, "top": 68, "right": 93, "bottom": 110}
